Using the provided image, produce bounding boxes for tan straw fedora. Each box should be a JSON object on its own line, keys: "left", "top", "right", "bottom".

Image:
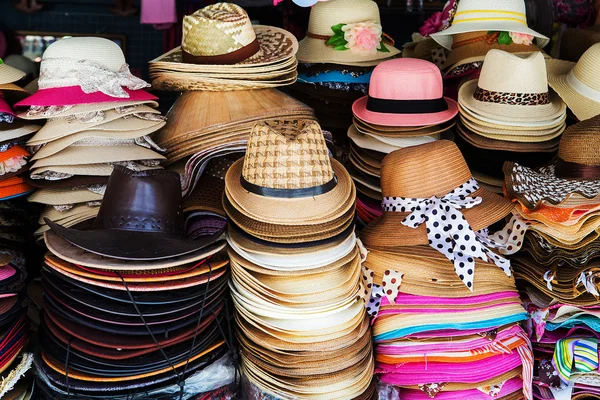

{"left": 547, "top": 43, "right": 600, "bottom": 122}
{"left": 0, "top": 59, "right": 25, "bottom": 85}
{"left": 458, "top": 50, "right": 566, "bottom": 122}
{"left": 296, "top": 0, "right": 399, "bottom": 66}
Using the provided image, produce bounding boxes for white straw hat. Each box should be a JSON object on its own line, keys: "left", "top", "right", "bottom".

{"left": 0, "top": 59, "right": 26, "bottom": 85}
{"left": 430, "top": 0, "right": 549, "bottom": 50}
{"left": 296, "top": 0, "right": 399, "bottom": 66}
{"left": 458, "top": 50, "right": 566, "bottom": 122}
{"left": 547, "top": 43, "right": 600, "bottom": 121}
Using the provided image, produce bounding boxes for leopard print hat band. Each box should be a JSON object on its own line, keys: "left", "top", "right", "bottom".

{"left": 473, "top": 87, "right": 550, "bottom": 106}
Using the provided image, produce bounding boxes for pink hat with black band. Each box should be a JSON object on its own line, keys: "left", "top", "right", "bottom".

{"left": 352, "top": 58, "right": 458, "bottom": 127}
{"left": 15, "top": 37, "right": 156, "bottom": 107}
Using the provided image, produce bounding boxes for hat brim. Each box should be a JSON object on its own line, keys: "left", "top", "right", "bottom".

{"left": 297, "top": 36, "right": 400, "bottom": 66}
{"left": 458, "top": 80, "right": 567, "bottom": 122}
{"left": 17, "top": 100, "right": 159, "bottom": 121}
{"left": 45, "top": 217, "right": 225, "bottom": 261}
{"left": 352, "top": 96, "right": 458, "bottom": 127}
{"left": 430, "top": 21, "right": 549, "bottom": 50}
{"left": 15, "top": 87, "right": 157, "bottom": 108}
{"left": 360, "top": 187, "right": 514, "bottom": 249}
{"left": 0, "top": 64, "right": 26, "bottom": 85}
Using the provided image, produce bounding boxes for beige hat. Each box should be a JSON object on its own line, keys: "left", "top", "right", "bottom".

{"left": 17, "top": 100, "right": 159, "bottom": 121}
{"left": 28, "top": 187, "right": 104, "bottom": 206}
{"left": 30, "top": 163, "right": 161, "bottom": 180}
{"left": 0, "top": 59, "right": 26, "bottom": 85}
{"left": 547, "top": 43, "right": 600, "bottom": 122}
{"left": 459, "top": 50, "right": 566, "bottom": 122}
{"left": 0, "top": 121, "right": 41, "bottom": 143}
{"left": 297, "top": 0, "right": 399, "bottom": 66}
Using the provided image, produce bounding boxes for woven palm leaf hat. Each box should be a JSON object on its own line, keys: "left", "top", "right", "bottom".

{"left": 149, "top": 3, "right": 299, "bottom": 91}
{"left": 224, "top": 119, "right": 355, "bottom": 244}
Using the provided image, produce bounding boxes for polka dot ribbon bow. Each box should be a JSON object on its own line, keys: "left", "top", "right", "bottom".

{"left": 382, "top": 178, "right": 513, "bottom": 291}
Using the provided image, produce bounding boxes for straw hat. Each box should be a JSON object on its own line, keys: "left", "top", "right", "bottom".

{"left": 504, "top": 115, "right": 600, "bottom": 210}
{"left": 14, "top": 37, "right": 155, "bottom": 108}
{"left": 361, "top": 140, "right": 513, "bottom": 249}
{"left": 296, "top": 0, "right": 399, "bottom": 66}
{"left": 224, "top": 120, "right": 354, "bottom": 226}
{"left": 547, "top": 43, "right": 600, "bottom": 122}
{"left": 17, "top": 100, "right": 159, "bottom": 121}
{"left": 458, "top": 50, "right": 566, "bottom": 122}
{"left": 352, "top": 58, "right": 458, "bottom": 127}
{"left": 430, "top": 0, "right": 549, "bottom": 50}
{"left": 0, "top": 59, "right": 25, "bottom": 85}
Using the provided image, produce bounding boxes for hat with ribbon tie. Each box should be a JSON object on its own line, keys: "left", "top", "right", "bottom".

{"left": 430, "top": 0, "right": 549, "bottom": 50}
{"left": 360, "top": 140, "right": 523, "bottom": 290}
{"left": 15, "top": 37, "right": 156, "bottom": 107}
{"left": 44, "top": 166, "right": 225, "bottom": 261}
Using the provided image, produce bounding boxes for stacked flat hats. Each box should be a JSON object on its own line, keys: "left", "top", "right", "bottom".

{"left": 348, "top": 58, "right": 457, "bottom": 203}
{"left": 13, "top": 37, "right": 167, "bottom": 239}
{"left": 504, "top": 115, "right": 600, "bottom": 399}
{"left": 360, "top": 141, "right": 534, "bottom": 400}
{"left": 224, "top": 120, "right": 376, "bottom": 399}
{"left": 149, "top": 3, "right": 298, "bottom": 91}
{"left": 291, "top": 0, "right": 399, "bottom": 144}
{"left": 455, "top": 50, "right": 567, "bottom": 194}
{"left": 430, "top": 0, "right": 549, "bottom": 81}
{"left": 36, "top": 167, "right": 236, "bottom": 399}
{"left": 546, "top": 43, "right": 600, "bottom": 123}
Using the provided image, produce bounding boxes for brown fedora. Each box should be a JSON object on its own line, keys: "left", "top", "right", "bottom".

{"left": 45, "top": 166, "right": 225, "bottom": 261}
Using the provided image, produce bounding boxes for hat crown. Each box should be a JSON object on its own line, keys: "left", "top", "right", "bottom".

{"left": 380, "top": 141, "right": 472, "bottom": 198}
{"left": 93, "top": 167, "right": 185, "bottom": 235}
{"left": 558, "top": 115, "right": 600, "bottom": 166}
{"left": 307, "top": 0, "right": 381, "bottom": 36}
{"left": 242, "top": 120, "right": 334, "bottom": 190}
{"left": 573, "top": 43, "right": 600, "bottom": 92}
{"left": 368, "top": 58, "right": 443, "bottom": 101}
{"left": 42, "top": 37, "right": 126, "bottom": 72}
{"left": 453, "top": 0, "right": 527, "bottom": 24}
{"left": 478, "top": 50, "right": 548, "bottom": 94}
{"left": 182, "top": 3, "right": 257, "bottom": 57}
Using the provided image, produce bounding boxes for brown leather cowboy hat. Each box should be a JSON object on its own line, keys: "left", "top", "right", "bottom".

{"left": 45, "top": 166, "right": 224, "bottom": 261}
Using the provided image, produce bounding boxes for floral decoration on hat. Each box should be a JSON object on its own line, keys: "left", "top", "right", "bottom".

{"left": 326, "top": 21, "right": 391, "bottom": 55}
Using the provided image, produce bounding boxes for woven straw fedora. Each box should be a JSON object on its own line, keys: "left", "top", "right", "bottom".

{"left": 458, "top": 50, "right": 566, "bottom": 122}
{"left": 547, "top": 43, "right": 600, "bottom": 122}
{"left": 430, "top": 0, "right": 549, "bottom": 50}
{"left": 296, "top": 0, "right": 399, "bottom": 66}
{"left": 360, "top": 140, "right": 513, "bottom": 249}
{"left": 0, "top": 59, "right": 25, "bottom": 85}
{"left": 352, "top": 58, "right": 458, "bottom": 127}
{"left": 14, "top": 37, "right": 155, "bottom": 108}
{"left": 224, "top": 120, "right": 354, "bottom": 225}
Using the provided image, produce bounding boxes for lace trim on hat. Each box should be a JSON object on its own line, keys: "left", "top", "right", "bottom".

{"left": 0, "top": 156, "right": 27, "bottom": 176}
{"left": 0, "top": 113, "right": 14, "bottom": 124}
{"left": 39, "top": 59, "right": 150, "bottom": 98}
{"left": 52, "top": 200, "right": 102, "bottom": 212}
{"left": 26, "top": 105, "right": 74, "bottom": 118}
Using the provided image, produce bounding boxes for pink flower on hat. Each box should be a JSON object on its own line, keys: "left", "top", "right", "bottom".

{"left": 420, "top": 11, "right": 445, "bottom": 36}
{"left": 509, "top": 32, "right": 534, "bottom": 45}
{"left": 342, "top": 22, "right": 383, "bottom": 55}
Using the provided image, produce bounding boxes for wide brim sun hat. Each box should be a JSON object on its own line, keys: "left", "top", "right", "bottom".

{"left": 17, "top": 100, "right": 159, "bottom": 121}
{"left": 429, "top": 0, "right": 550, "bottom": 50}
{"left": 0, "top": 60, "right": 26, "bottom": 85}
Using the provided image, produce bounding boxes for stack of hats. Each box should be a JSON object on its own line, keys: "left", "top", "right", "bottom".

{"left": 504, "top": 115, "right": 600, "bottom": 399}
{"left": 12, "top": 37, "right": 167, "bottom": 238}
{"left": 291, "top": 0, "right": 399, "bottom": 144}
{"left": 35, "top": 166, "right": 236, "bottom": 399}
{"left": 455, "top": 49, "right": 567, "bottom": 193}
{"left": 347, "top": 57, "right": 457, "bottom": 203}
{"left": 224, "top": 120, "right": 375, "bottom": 399}
{"left": 360, "top": 141, "right": 533, "bottom": 400}
{"left": 149, "top": 3, "right": 298, "bottom": 91}
{"left": 430, "top": 0, "right": 549, "bottom": 94}
{"left": 546, "top": 43, "right": 600, "bottom": 123}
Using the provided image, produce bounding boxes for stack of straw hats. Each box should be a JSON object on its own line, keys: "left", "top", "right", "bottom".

{"left": 224, "top": 120, "right": 376, "bottom": 399}
{"left": 455, "top": 50, "right": 567, "bottom": 193}
{"left": 430, "top": 0, "right": 549, "bottom": 84}
{"left": 360, "top": 140, "right": 534, "bottom": 400}
{"left": 12, "top": 37, "right": 167, "bottom": 239}
{"left": 35, "top": 167, "right": 236, "bottom": 399}
{"left": 149, "top": 3, "right": 298, "bottom": 91}
{"left": 347, "top": 57, "right": 457, "bottom": 204}
{"left": 546, "top": 43, "right": 600, "bottom": 123}
{"left": 503, "top": 116, "right": 600, "bottom": 399}
{"left": 291, "top": 0, "right": 399, "bottom": 144}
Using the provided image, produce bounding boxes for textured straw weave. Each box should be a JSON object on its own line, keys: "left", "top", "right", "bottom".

{"left": 242, "top": 120, "right": 333, "bottom": 190}
{"left": 182, "top": 3, "right": 255, "bottom": 58}
{"left": 558, "top": 114, "right": 600, "bottom": 165}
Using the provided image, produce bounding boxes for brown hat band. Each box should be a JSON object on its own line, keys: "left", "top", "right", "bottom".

{"left": 473, "top": 87, "right": 550, "bottom": 106}
{"left": 182, "top": 38, "right": 261, "bottom": 65}
{"left": 555, "top": 157, "right": 600, "bottom": 181}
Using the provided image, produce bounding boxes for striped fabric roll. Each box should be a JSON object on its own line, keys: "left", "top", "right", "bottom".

{"left": 553, "top": 338, "right": 599, "bottom": 387}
